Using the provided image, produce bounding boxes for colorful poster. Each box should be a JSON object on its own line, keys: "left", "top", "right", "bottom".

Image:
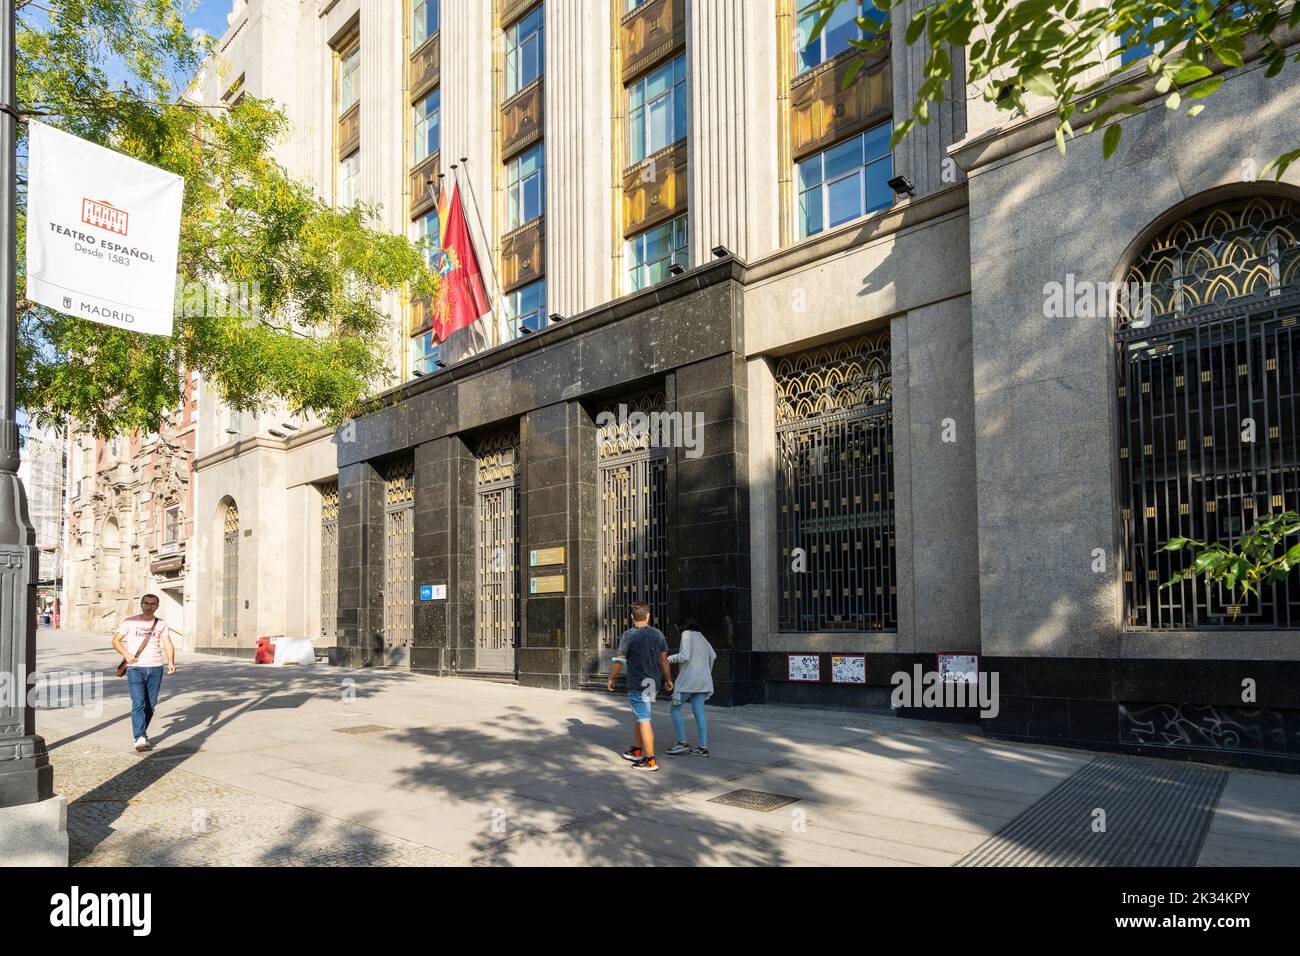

{"left": 831, "top": 655, "right": 866, "bottom": 684}
{"left": 938, "top": 654, "right": 979, "bottom": 684}
{"left": 788, "top": 654, "right": 820, "bottom": 682}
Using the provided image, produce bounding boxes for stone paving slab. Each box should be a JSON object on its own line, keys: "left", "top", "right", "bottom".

{"left": 26, "top": 630, "right": 1300, "bottom": 867}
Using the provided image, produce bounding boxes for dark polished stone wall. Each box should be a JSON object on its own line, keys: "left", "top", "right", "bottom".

{"left": 336, "top": 260, "right": 753, "bottom": 702}
{"left": 982, "top": 656, "right": 1300, "bottom": 773}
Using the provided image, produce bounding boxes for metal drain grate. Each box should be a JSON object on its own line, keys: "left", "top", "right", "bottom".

{"left": 957, "top": 755, "right": 1228, "bottom": 867}
{"left": 708, "top": 789, "right": 801, "bottom": 812}
{"left": 334, "top": 724, "right": 393, "bottom": 735}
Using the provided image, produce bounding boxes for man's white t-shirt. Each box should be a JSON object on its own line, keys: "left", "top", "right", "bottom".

{"left": 119, "top": 615, "right": 168, "bottom": 668}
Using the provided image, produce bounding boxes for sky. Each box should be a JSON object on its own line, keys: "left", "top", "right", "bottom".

{"left": 184, "top": 0, "right": 235, "bottom": 44}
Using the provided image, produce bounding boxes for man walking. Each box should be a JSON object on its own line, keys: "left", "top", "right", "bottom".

{"left": 110, "top": 594, "right": 177, "bottom": 752}
{"left": 607, "top": 601, "right": 672, "bottom": 771}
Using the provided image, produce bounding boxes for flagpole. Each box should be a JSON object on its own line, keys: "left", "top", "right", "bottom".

{"left": 0, "top": 0, "right": 53, "bottom": 810}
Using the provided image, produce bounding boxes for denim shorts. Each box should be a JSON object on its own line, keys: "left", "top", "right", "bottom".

{"left": 627, "top": 690, "right": 653, "bottom": 723}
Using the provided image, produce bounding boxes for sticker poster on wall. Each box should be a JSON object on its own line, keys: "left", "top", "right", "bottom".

{"left": 787, "top": 654, "right": 820, "bottom": 682}
{"left": 831, "top": 655, "right": 866, "bottom": 684}
{"left": 938, "top": 654, "right": 979, "bottom": 684}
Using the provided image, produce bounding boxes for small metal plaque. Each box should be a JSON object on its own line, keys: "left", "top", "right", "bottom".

{"left": 529, "top": 574, "right": 565, "bottom": 594}
{"left": 529, "top": 547, "right": 565, "bottom": 567}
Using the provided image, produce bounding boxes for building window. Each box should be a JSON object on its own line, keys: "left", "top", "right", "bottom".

{"left": 414, "top": 0, "right": 440, "bottom": 47}
{"left": 796, "top": 0, "right": 886, "bottom": 75}
{"left": 414, "top": 209, "right": 440, "bottom": 265}
{"left": 412, "top": 331, "right": 441, "bottom": 376}
{"left": 338, "top": 152, "right": 360, "bottom": 207}
{"left": 505, "top": 144, "right": 544, "bottom": 231}
{"left": 626, "top": 214, "right": 687, "bottom": 293}
{"left": 413, "top": 88, "right": 440, "bottom": 164}
{"left": 163, "top": 506, "right": 180, "bottom": 545}
{"left": 1117, "top": 197, "right": 1300, "bottom": 629}
{"left": 504, "top": 279, "right": 546, "bottom": 338}
{"left": 627, "top": 53, "right": 686, "bottom": 166}
{"left": 797, "top": 121, "right": 892, "bottom": 239}
{"left": 338, "top": 40, "right": 360, "bottom": 115}
{"left": 775, "top": 334, "right": 896, "bottom": 632}
{"left": 504, "top": 5, "right": 543, "bottom": 99}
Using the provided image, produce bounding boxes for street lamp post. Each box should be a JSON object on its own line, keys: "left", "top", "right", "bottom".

{"left": 0, "top": 0, "right": 53, "bottom": 809}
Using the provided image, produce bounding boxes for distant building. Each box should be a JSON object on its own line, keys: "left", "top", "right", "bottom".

{"left": 62, "top": 371, "right": 200, "bottom": 640}
{"left": 17, "top": 422, "right": 66, "bottom": 619}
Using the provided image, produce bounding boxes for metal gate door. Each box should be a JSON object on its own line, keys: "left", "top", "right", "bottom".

{"left": 383, "top": 460, "right": 415, "bottom": 648}
{"left": 598, "top": 393, "right": 668, "bottom": 646}
{"left": 222, "top": 502, "right": 239, "bottom": 641}
{"left": 320, "top": 482, "right": 339, "bottom": 643}
{"left": 475, "top": 431, "right": 520, "bottom": 671}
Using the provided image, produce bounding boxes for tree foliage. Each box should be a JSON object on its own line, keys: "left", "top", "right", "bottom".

{"left": 1161, "top": 512, "right": 1300, "bottom": 613}
{"left": 808, "top": 0, "right": 1300, "bottom": 173}
{"left": 14, "top": 0, "right": 438, "bottom": 436}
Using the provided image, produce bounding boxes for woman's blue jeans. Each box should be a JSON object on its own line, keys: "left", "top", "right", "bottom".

{"left": 670, "top": 692, "right": 708, "bottom": 747}
{"left": 127, "top": 666, "right": 164, "bottom": 740}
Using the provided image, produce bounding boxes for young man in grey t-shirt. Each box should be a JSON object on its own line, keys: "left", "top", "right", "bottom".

{"left": 607, "top": 601, "right": 672, "bottom": 771}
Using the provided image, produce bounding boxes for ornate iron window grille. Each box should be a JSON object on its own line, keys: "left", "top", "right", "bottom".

{"left": 598, "top": 391, "right": 669, "bottom": 647}
{"left": 1117, "top": 198, "right": 1300, "bottom": 628}
{"left": 775, "top": 334, "right": 896, "bottom": 632}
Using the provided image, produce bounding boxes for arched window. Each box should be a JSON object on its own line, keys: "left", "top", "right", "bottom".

{"left": 221, "top": 501, "right": 239, "bottom": 641}
{"left": 1117, "top": 196, "right": 1300, "bottom": 628}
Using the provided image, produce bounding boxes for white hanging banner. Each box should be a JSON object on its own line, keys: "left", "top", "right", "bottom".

{"left": 25, "top": 120, "right": 183, "bottom": 337}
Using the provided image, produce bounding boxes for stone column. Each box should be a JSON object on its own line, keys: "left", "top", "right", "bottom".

{"left": 672, "top": 352, "right": 751, "bottom": 705}
{"left": 336, "top": 460, "right": 385, "bottom": 668}
{"left": 411, "top": 436, "right": 475, "bottom": 674}
{"left": 518, "top": 402, "right": 596, "bottom": 689}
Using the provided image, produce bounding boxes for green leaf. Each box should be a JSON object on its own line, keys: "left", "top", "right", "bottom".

{"left": 1102, "top": 122, "right": 1122, "bottom": 159}
{"left": 1166, "top": 91, "right": 1181, "bottom": 110}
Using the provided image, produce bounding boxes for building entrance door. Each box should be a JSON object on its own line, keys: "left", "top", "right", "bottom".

{"left": 597, "top": 392, "right": 668, "bottom": 647}
{"left": 475, "top": 431, "right": 520, "bottom": 672}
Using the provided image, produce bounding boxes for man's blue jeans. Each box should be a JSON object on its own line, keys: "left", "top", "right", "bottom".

{"left": 127, "top": 666, "right": 164, "bottom": 741}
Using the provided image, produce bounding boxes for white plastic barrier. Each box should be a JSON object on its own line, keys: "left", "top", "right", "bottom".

{"left": 273, "top": 637, "right": 316, "bottom": 666}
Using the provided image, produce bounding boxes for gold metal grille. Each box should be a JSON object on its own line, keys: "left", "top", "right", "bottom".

{"left": 476, "top": 430, "right": 520, "bottom": 672}
{"left": 383, "top": 460, "right": 415, "bottom": 648}
{"left": 1118, "top": 197, "right": 1300, "bottom": 326}
{"left": 221, "top": 502, "right": 239, "bottom": 641}
{"left": 598, "top": 392, "right": 668, "bottom": 646}
{"left": 774, "top": 332, "right": 891, "bottom": 425}
{"left": 320, "top": 481, "right": 339, "bottom": 643}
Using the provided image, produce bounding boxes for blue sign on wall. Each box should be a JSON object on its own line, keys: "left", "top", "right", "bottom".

{"left": 419, "top": 585, "right": 434, "bottom": 602}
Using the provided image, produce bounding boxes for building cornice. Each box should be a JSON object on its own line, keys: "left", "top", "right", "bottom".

{"left": 950, "top": 30, "right": 1300, "bottom": 176}
{"left": 193, "top": 421, "right": 335, "bottom": 472}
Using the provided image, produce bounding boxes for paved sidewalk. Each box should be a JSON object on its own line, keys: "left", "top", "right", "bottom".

{"left": 29, "top": 630, "right": 1300, "bottom": 866}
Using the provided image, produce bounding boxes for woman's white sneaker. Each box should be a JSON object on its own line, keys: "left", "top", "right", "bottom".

{"left": 134, "top": 737, "right": 150, "bottom": 752}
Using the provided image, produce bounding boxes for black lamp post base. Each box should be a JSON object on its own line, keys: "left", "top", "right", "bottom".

{"left": 0, "top": 735, "right": 54, "bottom": 807}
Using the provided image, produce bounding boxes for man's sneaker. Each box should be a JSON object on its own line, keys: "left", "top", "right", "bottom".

{"left": 621, "top": 747, "right": 644, "bottom": 762}
{"left": 689, "top": 746, "right": 709, "bottom": 756}
{"left": 134, "top": 737, "right": 150, "bottom": 752}
{"left": 666, "top": 742, "right": 690, "bottom": 755}
{"left": 631, "top": 756, "right": 659, "bottom": 771}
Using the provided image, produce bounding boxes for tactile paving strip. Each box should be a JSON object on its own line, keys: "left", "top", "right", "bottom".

{"left": 956, "top": 755, "right": 1228, "bottom": 867}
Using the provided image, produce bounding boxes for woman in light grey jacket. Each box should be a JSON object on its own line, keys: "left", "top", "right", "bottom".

{"left": 666, "top": 619, "right": 716, "bottom": 756}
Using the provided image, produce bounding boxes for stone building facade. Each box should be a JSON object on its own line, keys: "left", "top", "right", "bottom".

{"left": 188, "top": 1, "right": 1300, "bottom": 771}
{"left": 17, "top": 422, "right": 66, "bottom": 618}
{"left": 62, "top": 372, "right": 200, "bottom": 640}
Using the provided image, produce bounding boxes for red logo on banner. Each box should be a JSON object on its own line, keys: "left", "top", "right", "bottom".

{"left": 81, "top": 198, "right": 129, "bottom": 236}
